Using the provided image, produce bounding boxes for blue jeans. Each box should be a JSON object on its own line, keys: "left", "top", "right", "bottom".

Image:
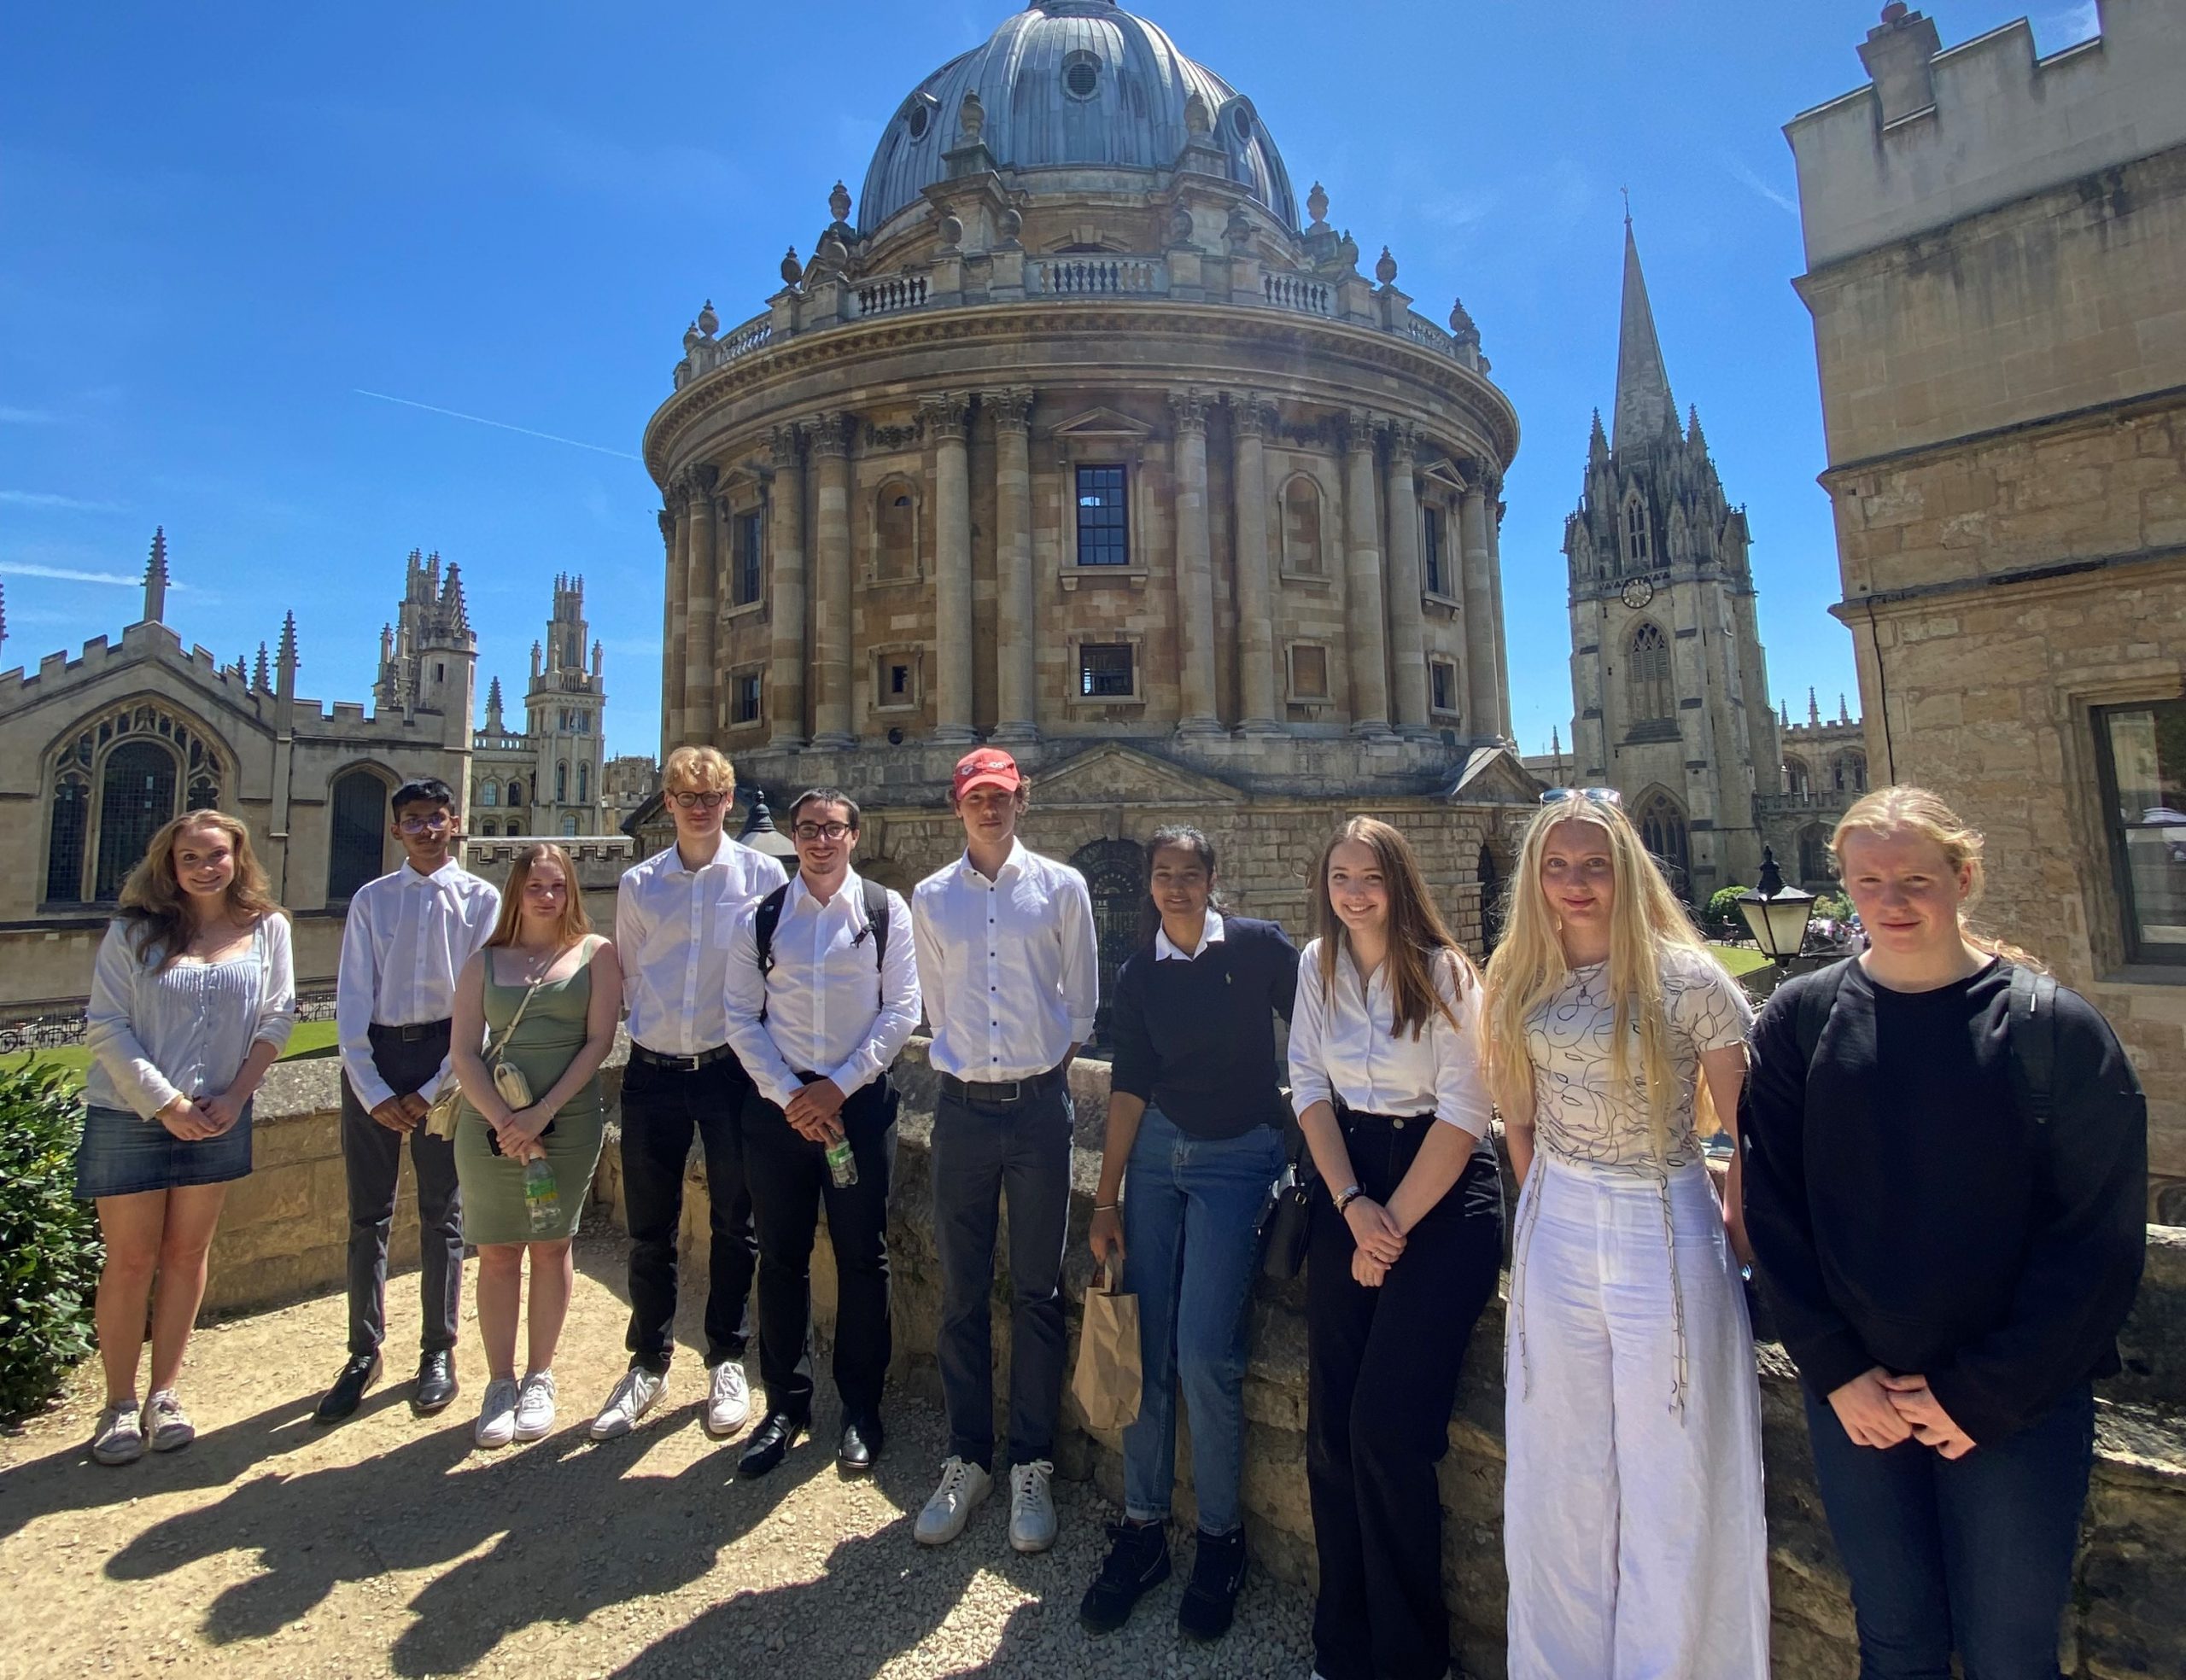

{"left": 1119, "top": 1108, "right": 1284, "bottom": 1536}
{"left": 1804, "top": 1380, "right": 2095, "bottom": 1679}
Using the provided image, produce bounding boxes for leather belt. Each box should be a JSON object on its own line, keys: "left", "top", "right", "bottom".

{"left": 371, "top": 1019, "right": 451, "bottom": 1043}
{"left": 938, "top": 1065, "right": 1065, "bottom": 1106}
{"left": 630, "top": 1042, "right": 738, "bottom": 1073}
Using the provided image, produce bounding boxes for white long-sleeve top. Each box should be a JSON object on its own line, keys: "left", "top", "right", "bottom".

{"left": 912, "top": 839, "right": 1099, "bottom": 1082}
{"left": 617, "top": 836, "right": 788, "bottom": 1056}
{"left": 335, "top": 860, "right": 502, "bottom": 1109}
{"left": 86, "top": 915, "right": 297, "bottom": 1119}
{"left": 722, "top": 870, "right": 921, "bottom": 1110}
{"left": 1287, "top": 936, "right": 1493, "bottom": 1139}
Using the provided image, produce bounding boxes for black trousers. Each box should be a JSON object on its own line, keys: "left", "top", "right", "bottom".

{"left": 741, "top": 1076, "right": 899, "bottom": 1424}
{"left": 339, "top": 1024, "right": 464, "bottom": 1360}
{"left": 1306, "top": 1113, "right": 1504, "bottom": 1680}
{"left": 618, "top": 1049, "right": 757, "bottom": 1373}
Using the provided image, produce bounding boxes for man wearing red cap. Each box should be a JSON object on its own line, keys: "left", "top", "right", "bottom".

{"left": 909, "top": 748, "right": 1099, "bottom": 1555}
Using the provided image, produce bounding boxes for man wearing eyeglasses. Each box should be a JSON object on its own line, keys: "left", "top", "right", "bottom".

{"left": 319, "top": 778, "right": 500, "bottom": 1424}
{"left": 590, "top": 744, "right": 787, "bottom": 1443}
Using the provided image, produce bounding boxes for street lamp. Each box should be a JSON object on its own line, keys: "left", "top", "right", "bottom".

{"left": 1735, "top": 847, "right": 1816, "bottom": 970}
{"left": 735, "top": 785, "right": 799, "bottom": 863}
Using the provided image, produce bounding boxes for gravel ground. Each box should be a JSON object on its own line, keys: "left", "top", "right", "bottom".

{"left": 0, "top": 1234, "right": 1315, "bottom": 1679}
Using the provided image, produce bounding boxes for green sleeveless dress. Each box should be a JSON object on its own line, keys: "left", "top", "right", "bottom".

{"left": 453, "top": 936, "right": 608, "bottom": 1245}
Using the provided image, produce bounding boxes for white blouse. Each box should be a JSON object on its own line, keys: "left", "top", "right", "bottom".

{"left": 86, "top": 915, "right": 297, "bottom": 1119}
{"left": 1287, "top": 936, "right": 1493, "bottom": 1139}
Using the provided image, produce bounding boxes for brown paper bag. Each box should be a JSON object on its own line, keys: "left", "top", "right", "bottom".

{"left": 1070, "top": 1257, "right": 1142, "bottom": 1432}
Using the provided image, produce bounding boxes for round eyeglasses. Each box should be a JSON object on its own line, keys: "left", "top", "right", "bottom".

{"left": 668, "top": 790, "right": 730, "bottom": 810}
{"left": 792, "top": 822, "right": 854, "bottom": 843}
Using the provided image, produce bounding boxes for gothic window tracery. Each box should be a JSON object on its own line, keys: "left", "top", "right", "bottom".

{"left": 1635, "top": 789, "right": 1690, "bottom": 896}
{"left": 1621, "top": 489, "right": 1652, "bottom": 571}
{"left": 1832, "top": 751, "right": 1867, "bottom": 794}
{"left": 1783, "top": 755, "right": 1812, "bottom": 798}
{"left": 1627, "top": 622, "right": 1672, "bottom": 722}
{"left": 44, "top": 701, "right": 226, "bottom": 905}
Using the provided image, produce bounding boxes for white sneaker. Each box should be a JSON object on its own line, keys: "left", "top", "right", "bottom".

{"left": 91, "top": 1402, "right": 144, "bottom": 1466}
{"left": 512, "top": 1370, "right": 557, "bottom": 1442}
{"left": 704, "top": 1359, "right": 751, "bottom": 1438}
{"left": 474, "top": 1377, "right": 519, "bottom": 1450}
{"left": 914, "top": 1455, "right": 994, "bottom": 1546}
{"left": 1008, "top": 1459, "right": 1057, "bottom": 1553}
{"left": 588, "top": 1367, "right": 665, "bottom": 1441}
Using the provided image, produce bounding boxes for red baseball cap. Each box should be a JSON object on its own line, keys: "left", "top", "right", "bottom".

{"left": 953, "top": 748, "right": 1022, "bottom": 796}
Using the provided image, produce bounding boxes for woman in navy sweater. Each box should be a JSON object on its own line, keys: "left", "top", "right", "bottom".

{"left": 1079, "top": 825, "right": 1299, "bottom": 1642}
{"left": 1743, "top": 786, "right": 2146, "bottom": 1679}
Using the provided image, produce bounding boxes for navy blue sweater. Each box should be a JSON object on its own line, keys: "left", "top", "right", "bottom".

{"left": 1108, "top": 917, "right": 1300, "bottom": 1139}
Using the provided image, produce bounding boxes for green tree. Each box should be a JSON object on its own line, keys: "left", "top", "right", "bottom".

{"left": 0, "top": 1061, "right": 102, "bottom": 1420}
{"left": 1704, "top": 884, "right": 1752, "bottom": 940}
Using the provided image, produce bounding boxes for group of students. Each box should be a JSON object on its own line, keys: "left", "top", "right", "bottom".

{"left": 75, "top": 742, "right": 2147, "bottom": 1680}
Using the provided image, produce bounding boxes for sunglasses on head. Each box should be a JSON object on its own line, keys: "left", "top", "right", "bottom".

{"left": 1540, "top": 787, "right": 1622, "bottom": 808}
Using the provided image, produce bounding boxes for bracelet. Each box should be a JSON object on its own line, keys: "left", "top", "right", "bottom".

{"left": 1332, "top": 1183, "right": 1364, "bottom": 1215}
{"left": 1094, "top": 1200, "right": 1120, "bottom": 1212}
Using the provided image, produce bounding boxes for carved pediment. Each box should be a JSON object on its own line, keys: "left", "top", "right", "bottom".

{"left": 1032, "top": 742, "right": 1243, "bottom": 807}
{"left": 1047, "top": 405, "right": 1156, "bottom": 442}
{"left": 1419, "top": 460, "right": 1467, "bottom": 494}
{"left": 1442, "top": 744, "right": 1545, "bottom": 806}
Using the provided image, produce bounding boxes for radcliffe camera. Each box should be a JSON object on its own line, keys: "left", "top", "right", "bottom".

{"left": 0, "top": 2, "right": 2180, "bottom": 1676}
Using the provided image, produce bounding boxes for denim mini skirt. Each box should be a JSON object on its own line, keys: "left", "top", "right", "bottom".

{"left": 74, "top": 1101, "right": 254, "bottom": 1199}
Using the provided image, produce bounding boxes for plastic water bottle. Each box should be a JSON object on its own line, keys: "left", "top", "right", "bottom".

{"left": 523, "top": 1155, "right": 560, "bottom": 1233}
{"left": 825, "top": 1132, "right": 858, "bottom": 1189}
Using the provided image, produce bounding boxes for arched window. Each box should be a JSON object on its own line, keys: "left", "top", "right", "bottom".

{"left": 559, "top": 814, "right": 578, "bottom": 837}
{"left": 555, "top": 761, "right": 568, "bottom": 803}
{"left": 1833, "top": 751, "right": 1867, "bottom": 793}
{"left": 577, "top": 761, "right": 589, "bottom": 803}
{"left": 875, "top": 483, "right": 917, "bottom": 581}
{"left": 1622, "top": 489, "right": 1652, "bottom": 570}
{"left": 96, "top": 741, "right": 178, "bottom": 901}
{"left": 45, "top": 773, "right": 89, "bottom": 904}
{"left": 508, "top": 778, "right": 523, "bottom": 808}
{"left": 1635, "top": 790, "right": 1690, "bottom": 897}
{"left": 1797, "top": 825, "right": 1831, "bottom": 885}
{"left": 1281, "top": 475, "right": 1324, "bottom": 575}
{"left": 1627, "top": 622, "right": 1672, "bottom": 721}
{"left": 481, "top": 781, "right": 499, "bottom": 808}
{"left": 565, "top": 635, "right": 580, "bottom": 668}
{"left": 1783, "top": 755, "right": 1811, "bottom": 798}
{"left": 1070, "top": 837, "right": 1148, "bottom": 1049}
{"left": 327, "top": 769, "right": 388, "bottom": 902}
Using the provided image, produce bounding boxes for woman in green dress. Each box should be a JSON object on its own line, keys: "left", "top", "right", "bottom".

{"left": 449, "top": 843, "right": 623, "bottom": 1449}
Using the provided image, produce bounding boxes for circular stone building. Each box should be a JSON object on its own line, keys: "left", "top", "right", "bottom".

{"left": 642, "top": 0, "right": 1534, "bottom": 975}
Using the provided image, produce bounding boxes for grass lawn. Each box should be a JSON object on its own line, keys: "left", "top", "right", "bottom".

{"left": 1, "top": 1018, "right": 341, "bottom": 1085}
{"left": 1707, "top": 942, "right": 1774, "bottom": 980}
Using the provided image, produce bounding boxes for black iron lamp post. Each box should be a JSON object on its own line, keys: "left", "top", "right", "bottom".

{"left": 1735, "top": 847, "right": 1816, "bottom": 973}
{"left": 735, "top": 785, "right": 799, "bottom": 863}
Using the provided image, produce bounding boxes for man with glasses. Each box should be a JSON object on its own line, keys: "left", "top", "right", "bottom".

{"left": 319, "top": 778, "right": 500, "bottom": 1423}
{"left": 591, "top": 745, "right": 787, "bottom": 1442}
{"left": 723, "top": 788, "right": 919, "bottom": 1478}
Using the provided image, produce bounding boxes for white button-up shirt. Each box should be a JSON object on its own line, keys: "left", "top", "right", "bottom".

{"left": 1287, "top": 936, "right": 1493, "bottom": 1138}
{"left": 1154, "top": 908, "right": 1225, "bottom": 963}
{"left": 617, "top": 835, "right": 788, "bottom": 1055}
{"left": 336, "top": 861, "right": 502, "bottom": 1109}
{"left": 88, "top": 916, "right": 297, "bottom": 1118}
{"left": 912, "top": 839, "right": 1099, "bottom": 1082}
{"left": 722, "top": 869, "right": 921, "bottom": 1110}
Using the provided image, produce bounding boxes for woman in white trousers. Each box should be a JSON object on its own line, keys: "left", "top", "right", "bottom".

{"left": 1484, "top": 790, "right": 1770, "bottom": 1679}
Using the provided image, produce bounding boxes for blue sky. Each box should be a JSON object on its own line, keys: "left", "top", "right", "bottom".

{"left": 2, "top": 0, "right": 2102, "bottom": 761}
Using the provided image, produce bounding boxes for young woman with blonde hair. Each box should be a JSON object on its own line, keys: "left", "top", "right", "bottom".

{"left": 1486, "top": 790, "right": 1768, "bottom": 1677}
{"left": 80, "top": 811, "right": 295, "bottom": 1464}
{"left": 1743, "top": 786, "right": 2145, "bottom": 1678}
{"left": 449, "top": 843, "right": 622, "bottom": 1447}
{"left": 1289, "top": 816, "right": 1502, "bottom": 1680}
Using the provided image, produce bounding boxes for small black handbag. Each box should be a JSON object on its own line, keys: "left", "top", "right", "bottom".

{"left": 1256, "top": 1115, "right": 1319, "bottom": 1280}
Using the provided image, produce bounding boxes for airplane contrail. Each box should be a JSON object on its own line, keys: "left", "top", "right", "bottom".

{"left": 354, "top": 389, "right": 643, "bottom": 462}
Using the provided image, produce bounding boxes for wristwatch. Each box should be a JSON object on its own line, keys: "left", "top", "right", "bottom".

{"left": 1332, "top": 1183, "right": 1364, "bottom": 1216}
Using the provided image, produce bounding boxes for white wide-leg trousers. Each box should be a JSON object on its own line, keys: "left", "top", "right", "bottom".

{"left": 1503, "top": 1153, "right": 1771, "bottom": 1680}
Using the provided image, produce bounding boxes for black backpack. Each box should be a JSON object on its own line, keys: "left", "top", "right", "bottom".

{"left": 1791, "top": 956, "right": 2058, "bottom": 1125}
{"left": 750, "top": 877, "right": 892, "bottom": 1020}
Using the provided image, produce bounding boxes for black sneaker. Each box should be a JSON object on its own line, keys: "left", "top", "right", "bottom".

{"left": 1078, "top": 1520, "right": 1171, "bottom": 1635}
{"left": 1177, "top": 1526, "right": 1248, "bottom": 1642}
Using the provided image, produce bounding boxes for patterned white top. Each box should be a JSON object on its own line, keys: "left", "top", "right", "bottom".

{"left": 86, "top": 916, "right": 297, "bottom": 1119}
{"left": 1524, "top": 945, "right": 1752, "bottom": 1173}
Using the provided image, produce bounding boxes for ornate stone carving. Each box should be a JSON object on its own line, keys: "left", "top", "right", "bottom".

{"left": 682, "top": 322, "right": 702, "bottom": 354}
{"left": 1448, "top": 295, "right": 1481, "bottom": 349}
{"left": 997, "top": 206, "right": 1024, "bottom": 245}
{"left": 959, "top": 90, "right": 985, "bottom": 143}
{"left": 1184, "top": 91, "right": 1213, "bottom": 135}
{"left": 769, "top": 423, "right": 803, "bottom": 469}
{"left": 1375, "top": 246, "right": 1399, "bottom": 287}
{"left": 1341, "top": 408, "right": 1377, "bottom": 453}
{"left": 657, "top": 508, "right": 675, "bottom": 543}
{"left": 1230, "top": 391, "right": 1271, "bottom": 439}
{"left": 808, "top": 412, "right": 854, "bottom": 458}
{"left": 1166, "top": 390, "right": 1210, "bottom": 435}
{"left": 780, "top": 246, "right": 804, "bottom": 287}
{"left": 862, "top": 417, "right": 924, "bottom": 451}
{"left": 828, "top": 180, "right": 852, "bottom": 224}
{"left": 1306, "top": 181, "right": 1330, "bottom": 229}
{"left": 987, "top": 389, "right": 1034, "bottom": 432}
{"left": 1225, "top": 205, "right": 1254, "bottom": 252}
{"left": 938, "top": 213, "right": 964, "bottom": 249}
{"left": 921, "top": 394, "right": 973, "bottom": 441}
{"left": 1384, "top": 420, "right": 1417, "bottom": 464}
{"left": 696, "top": 299, "right": 719, "bottom": 337}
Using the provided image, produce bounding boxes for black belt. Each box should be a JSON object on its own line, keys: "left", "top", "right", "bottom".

{"left": 371, "top": 1019, "right": 451, "bottom": 1043}
{"left": 631, "top": 1042, "right": 739, "bottom": 1073}
{"left": 938, "top": 1065, "right": 1066, "bottom": 1106}
{"left": 1334, "top": 1100, "right": 1435, "bottom": 1131}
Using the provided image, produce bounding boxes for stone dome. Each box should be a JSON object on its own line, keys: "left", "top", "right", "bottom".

{"left": 856, "top": 0, "right": 1298, "bottom": 236}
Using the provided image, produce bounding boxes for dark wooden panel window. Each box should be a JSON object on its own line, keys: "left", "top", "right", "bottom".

{"left": 326, "top": 769, "right": 386, "bottom": 904}
{"left": 734, "top": 509, "right": 763, "bottom": 605}
{"left": 732, "top": 672, "right": 763, "bottom": 724}
{"left": 45, "top": 774, "right": 89, "bottom": 903}
{"left": 2095, "top": 698, "right": 2186, "bottom": 965}
{"left": 1079, "top": 643, "right": 1134, "bottom": 698}
{"left": 1423, "top": 505, "right": 1446, "bottom": 595}
{"left": 1075, "top": 465, "right": 1128, "bottom": 566}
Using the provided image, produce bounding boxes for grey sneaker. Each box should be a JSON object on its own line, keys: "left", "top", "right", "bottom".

{"left": 1008, "top": 1459, "right": 1058, "bottom": 1554}
{"left": 143, "top": 1391, "right": 194, "bottom": 1453}
{"left": 588, "top": 1366, "right": 665, "bottom": 1441}
{"left": 91, "top": 1402, "right": 144, "bottom": 1466}
{"left": 512, "top": 1370, "right": 557, "bottom": 1442}
{"left": 704, "top": 1359, "right": 751, "bottom": 1438}
{"left": 914, "top": 1455, "right": 994, "bottom": 1546}
{"left": 474, "top": 1377, "right": 519, "bottom": 1450}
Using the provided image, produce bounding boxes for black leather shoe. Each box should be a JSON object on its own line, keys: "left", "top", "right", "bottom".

{"left": 1080, "top": 1520, "right": 1171, "bottom": 1635}
{"left": 837, "top": 1415, "right": 884, "bottom": 1473}
{"left": 1178, "top": 1526, "right": 1248, "bottom": 1643}
{"left": 313, "top": 1353, "right": 382, "bottom": 1424}
{"left": 412, "top": 1350, "right": 459, "bottom": 1416}
{"left": 736, "top": 1411, "right": 809, "bottom": 1479}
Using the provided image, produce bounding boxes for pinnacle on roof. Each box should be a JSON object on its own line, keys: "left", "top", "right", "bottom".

{"left": 0, "top": 577, "right": 8, "bottom": 653}
{"left": 277, "top": 610, "right": 299, "bottom": 675}
{"left": 1610, "top": 218, "right": 1678, "bottom": 456}
{"left": 1839, "top": 693, "right": 1852, "bottom": 725}
{"left": 441, "top": 562, "right": 471, "bottom": 631}
{"left": 1808, "top": 686, "right": 1821, "bottom": 727}
{"left": 146, "top": 527, "right": 170, "bottom": 585}
{"left": 254, "top": 643, "right": 271, "bottom": 691}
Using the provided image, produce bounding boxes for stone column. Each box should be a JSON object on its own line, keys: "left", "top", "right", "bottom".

{"left": 681, "top": 465, "right": 719, "bottom": 742}
{"left": 927, "top": 394, "right": 978, "bottom": 744}
{"left": 658, "top": 505, "right": 685, "bottom": 755}
{"left": 1230, "top": 394, "right": 1281, "bottom": 735}
{"left": 767, "top": 423, "right": 808, "bottom": 749}
{"left": 810, "top": 415, "right": 855, "bottom": 748}
{"left": 1342, "top": 411, "right": 1393, "bottom": 738}
{"left": 1483, "top": 466, "right": 1511, "bottom": 741}
{"left": 990, "top": 389, "right": 1038, "bottom": 742}
{"left": 1169, "top": 390, "right": 1222, "bottom": 735}
{"left": 1382, "top": 423, "right": 1429, "bottom": 734}
{"left": 1459, "top": 475, "right": 1498, "bottom": 737}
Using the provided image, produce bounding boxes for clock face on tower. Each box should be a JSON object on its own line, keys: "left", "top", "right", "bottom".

{"left": 1621, "top": 577, "right": 1656, "bottom": 610}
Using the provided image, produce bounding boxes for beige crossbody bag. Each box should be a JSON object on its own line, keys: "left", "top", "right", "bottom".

{"left": 424, "top": 972, "right": 549, "bottom": 1140}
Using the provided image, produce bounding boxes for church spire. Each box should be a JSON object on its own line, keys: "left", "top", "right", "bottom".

{"left": 1610, "top": 217, "right": 1677, "bottom": 456}
{"left": 143, "top": 527, "right": 170, "bottom": 625}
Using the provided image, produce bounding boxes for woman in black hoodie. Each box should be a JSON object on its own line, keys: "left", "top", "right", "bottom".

{"left": 1742, "top": 785, "right": 2146, "bottom": 1680}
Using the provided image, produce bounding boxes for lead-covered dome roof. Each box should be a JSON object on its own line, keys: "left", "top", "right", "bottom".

{"left": 857, "top": 0, "right": 1298, "bottom": 236}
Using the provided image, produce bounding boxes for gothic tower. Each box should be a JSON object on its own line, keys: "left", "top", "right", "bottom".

{"left": 523, "top": 573, "right": 607, "bottom": 836}
{"left": 1562, "top": 218, "right": 1780, "bottom": 898}
{"left": 370, "top": 548, "right": 478, "bottom": 805}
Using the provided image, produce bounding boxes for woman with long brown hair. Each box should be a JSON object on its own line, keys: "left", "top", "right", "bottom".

{"left": 1485, "top": 791, "right": 1767, "bottom": 1678}
{"left": 1289, "top": 816, "right": 1501, "bottom": 1680}
{"left": 447, "top": 843, "right": 622, "bottom": 1448}
{"left": 80, "top": 811, "right": 295, "bottom": 1465}
{"left": 1743, "top": 787, "right": 2145, "bottom": 1677}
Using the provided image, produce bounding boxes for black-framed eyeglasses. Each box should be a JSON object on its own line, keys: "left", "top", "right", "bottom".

{"left": 792, "top": 821, "right": 855, "bottom": 843}
{"left": 396, "top": 813, "right": 454, "bottom": 834}
{"left": 1540, "top": 787, "right": 1622, "bottom": 808}
{"left": 669, "top": 790, "right": 730, "bottom": 810}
